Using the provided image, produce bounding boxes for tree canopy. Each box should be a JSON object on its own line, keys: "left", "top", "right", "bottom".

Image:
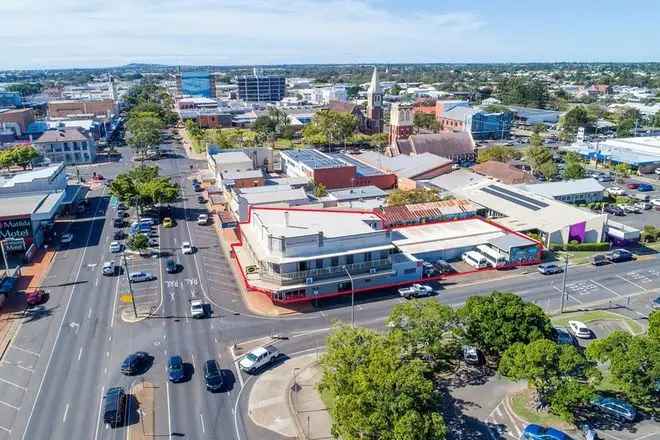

{"left": 496, "top": 78, "right": 549, "bottom": 108}
{"left": 386, "top": 188, "right": 441, "bottom": 207}
{"left": 457, "top": 292, "right": 552, "bottom": 357}
{"left": 303, "top": 110, "right": 357, "bottom": 148}
{"left": 559, "top": 105, "right": 594, "bottom": 140}
{"left": 413, "top": 112, "right": 439, "bottom": 133}
{"left": 108, "top": 165, "right": 179, "bottom": 208}
{"left": 0, "top": 146, "right": 40, "bottom": 170}
{"left": 562, "top": 151, "right": 585, "bottom": 180}
{"left": 476, "top": 145, "right": 521, "bottom": 163}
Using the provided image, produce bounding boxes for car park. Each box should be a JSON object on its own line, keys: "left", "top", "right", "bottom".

{"left": 25, "top": 289, "right": 48, "bottom": 306}
{"left": 203, "top": 359, "right": 224, "bottom": 391}
{"left": 60, "top": 233, "right": 74, "bottom": 244}
{"left": 239, "top": 345, "right": 281, "bottom": 373}
{"left": 168, "top": 355, "right": 185, "bottom": 382}
{"left": 102, "top": 261, "right": 118, "bottom": 276}
{"left": 165, "top": 258, "right": 180, "bottom": 274}
{"left": 591, "top": 395, "right": 637, "bottom": 422}
{"left": 591, "top": 254, "right": 609, "bottom": 266}
{"left": 121, "top": 351, "right": 150, "bottom": 375}
{"left": 568, "top": 320, "right": 591, "bottom": 338}
{"left": 181, "top": 242, "right": 194, "bottom": 254}
{"left": 607, "top": 249, "right": 634, "bottom": 262}
{"left": 520, "top": 424, "right": 570, "bottom": 440}
{"left": 538, "top": 262, "right": 562, "bottom": 275}
{"left": 103, "top": 387, "right": 127, "bottom": 427}
{"left": 129, "top": 271, "right": 154, "bottom": 282}
{"left": 109, "top": 241, "right": 123, "bottom": 253}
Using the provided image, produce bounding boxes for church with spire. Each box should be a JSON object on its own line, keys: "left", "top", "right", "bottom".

{"left": 325, "top": 66, "right": 384, "bottom": 135}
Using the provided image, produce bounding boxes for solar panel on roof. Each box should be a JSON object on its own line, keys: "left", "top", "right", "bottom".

{"left": 487, "top": 184, "right": 549, "bottom": 208}
{"left": 481, "top": 187, "right": 542, "bottom": 211}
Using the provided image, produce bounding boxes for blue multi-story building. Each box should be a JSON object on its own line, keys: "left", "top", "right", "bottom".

{"left": 438, "top": 107, "right": 513, "bottom": 140}
{"left": 175, "top": 71, "right": 218, "bottom": 98}
{"left": 0, "top": 91, "right": 22, "bottom": 108}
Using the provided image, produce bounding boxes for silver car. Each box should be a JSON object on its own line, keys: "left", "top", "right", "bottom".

{"left": 128, "top": 271, "right": 154, "bottom": 282}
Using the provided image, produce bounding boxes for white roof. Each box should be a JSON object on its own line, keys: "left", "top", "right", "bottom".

{"left": 240, "top": 188, "right": 308, "bottom": 205}
{"left": 210, "top": 151, "right": 252, "bottom": 164}
{"left": 250, "top": 209, "right": 380, "bottom": 239}
{"left": 519, "top": 178, "right": 604, "bottom": 198}
{"left": 0, "top": 163, "right": 63, "bottom": 188}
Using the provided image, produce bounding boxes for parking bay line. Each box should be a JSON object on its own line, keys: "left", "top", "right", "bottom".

{"left": 0, "top": 377, "right": 27, "bottom": 391}
{"left": 589, "top": 280, "right": 623, "bottom": 298}
{"left": 0, "top": 399, "right": 19, "bottom": 411}
{"left": 8, "top": 345, "right": 40, "bottom": 357}
{"left": 616, "top": 274, "right": 648, "bottom": 292}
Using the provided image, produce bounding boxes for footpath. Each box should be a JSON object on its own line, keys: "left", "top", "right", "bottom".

{"left": 0, "top": 247, "right": 56, "bottom": 360}
{"left": 247, "top": 353, "right": 332, "bottom": 440}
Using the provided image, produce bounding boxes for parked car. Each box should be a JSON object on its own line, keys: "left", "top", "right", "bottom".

{"left": 103, "top": 387, "right": 127, "bottom": 427}
{"left": 113, "top": 218, "right": 124, "bottom": 228}
{"left": 120, "top": 351, "right": 150, "bottom": 375}
{"left": 117, "top": 203, "right": 127, "bottom": 211}
{"left": 637, "top": 183, "right": 653, "bottom": 192}
{"left": 148, "top": 238, "right": 158, "bottom": 247}
{"left": 168, "top": 355, "right": 186, "bottom": 382}
{"left": 197, "top": 214, "right": 209, "bottom": 225}
{"left": 607, "top": 249, "right": 634, "bottom": 263}
{"left": 626, "top": 182, "right": 640, "bottom": 190}
{"left": 538, "top": 262, "right": 563, "bottom": 275}
{"left": 129, "top": 271, "right": 154, "bottom": 282}
{"left": 604, "top": 205, "right": 625, "bottom": 216}
{"left": 597, "top": 175, "right": 614, "bottom": 182}
{"left": 181, "top": 242, "right": 194, "bottom": 255}
{"left": 165, "top": 258, "right": 180, "bottom": 274}
{"left": 102, "top": 261, "right": 118, "bottom": 276}
{"left": 60, "top": 233, "right": 74, "bottom": 244}
{"left": 568, "top": 320, "right": 591, "bottom": 339}
{"left": 552, "top": 327, "right": 577, "bottom": 346}
{"left": 203, "top": 359, "right": 224, "bottom": 391}
{"left": 652, "top": 198, "right": 660, "bottom": 207}
{"left": 25, "top": 289, "right": 48, "bottom": 306}
{"left": 239, "top": 345, "right": 281, "bottom": 374}
{"left": 162, "top": 217, "right": 174, "bottom": 228}
{"left": 622, "top": 204, "right": 640, "bottom": 214}
{"left": 591, "top": 395, "right": 637, "bottom": 422}
{"left": 635, "top": 202, "right": 652, "bottom": 210}
{"left": 434, "top": 259, "right": 455, "bottom": 273}
{"left": 591, "top": 254, "right": 609, "bottom": 266}
{"left": 113, "top": 230, "right": 125, "bottom": 240}
{"left": 109, "top": 241, "right": 123, "bottom": 253}
{"left": 398, "top": 284, "right": 433, "bottom": 299}
{"left": 606, "top": 186, "right": 626, "bottom": 196}
{"left": 520, "top": 424, "right": 570, "bottom": 440}
{"left": 422, "top": 262, "right": 437, "bottom": 277}
{"left": 652, "top": 296, "right": 660, "bottom": 310}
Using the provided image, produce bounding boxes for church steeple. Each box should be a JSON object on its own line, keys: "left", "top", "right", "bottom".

{"left": 366, "top": 67, "right": 383, "bottom": 133}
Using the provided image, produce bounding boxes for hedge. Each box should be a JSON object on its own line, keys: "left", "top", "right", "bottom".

{"left": 549, "top": 242, "right": 611, "bottom": 252}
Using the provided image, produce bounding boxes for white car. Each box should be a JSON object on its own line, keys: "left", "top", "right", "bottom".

{"left": 568, "top": 320, "right": 591, "bottom": 339}
{"left": 128, "top": 271, "right": 154, "bottom": 282}
{"left": 181, "top": 242, "right": 194, "bottom": 254}
{"left": 109, "top": 241, "right": 123, "bottom": 253}
{"left": 606, "top": 187, "right": 626, "bottom": 196}
{"left": 190, "top": 299, "right": 206, "bottom": 318}
{"left": 197, "top": 214, "right": 209, "bottom": 225}
{"left": 239, "top": 346, "right": 281, "bottom": 373}
{"left": 651, "top": 198, "right": 660, "bottom": 207}
{"left": 60, "top": 233, "right": 74, "bottom": 244}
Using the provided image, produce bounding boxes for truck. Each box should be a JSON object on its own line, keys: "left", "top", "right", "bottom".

{"left": 239, "top": 345, "right": 281, "bottom": 374}
{"left": 398, "top": 284, "right": 433, "bottom": 299}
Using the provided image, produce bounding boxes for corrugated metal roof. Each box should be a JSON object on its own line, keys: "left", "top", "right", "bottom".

{"left": 379, "top": 199, "right": 477, "bottom": 226}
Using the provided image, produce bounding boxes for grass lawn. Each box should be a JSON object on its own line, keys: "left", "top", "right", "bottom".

{"left": 551, "top": 310, "right": 644, "bottom": 335}
{"left": 554, "top": 250, "right": 605, "bottom": 266}
{"left": 510, "top": 389, "right": 573, "bottom": 430}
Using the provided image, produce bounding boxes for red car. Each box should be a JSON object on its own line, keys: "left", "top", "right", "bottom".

{"left": 26, "top": 289, "right": 48, "bottom": 306}
{"left": 626, "top": 183, "right": 640, "bottom": 189}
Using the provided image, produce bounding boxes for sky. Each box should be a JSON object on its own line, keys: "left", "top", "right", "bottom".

{"left": 1, "top": 0, "right": 659, "bottom": 69}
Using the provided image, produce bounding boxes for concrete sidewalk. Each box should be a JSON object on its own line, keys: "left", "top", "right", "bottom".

{"left": 248, "top": 353, "right": 332, "bottom": 439}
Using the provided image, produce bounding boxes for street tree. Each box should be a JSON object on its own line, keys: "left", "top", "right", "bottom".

{"left": 387, "top": 300, "right": 458, "bottom": 371}
{"left": 109, "top": 165, "right": 179, "bottom": 208}
{"left": 586, "top": 329, "right": 660, "bottom": 407}
{"left": 526, "top": 145, "right": 553, "bottom": 174}
{"left": 320, "top": 325, "right": 447, "bottom": 440}
{"left": 127, "top": 233, "right": 149, "bottom": 252}
{"left": 0, "top": 146, "right": 40, "bottom": 170}
{"left": 386, "top": 188, "right": 441, "bottom": 207}
{"left": 305, "top": 110, "right": 357, "bottom": 148}
{"left": 457, "top": 292, "right": 552, "bottom": 358}
{"left": 529, "top": 132, "right": 543, "bottom": 147}
{"left": 562, "top": 161, "right": 585, "bottom": 180}
{"left": 538, "top": 161, "right": 558, "bottom": 180}
{"left": 559, "top": 105, "right": 593, "bottom": 140}
{"left": 476, "top": 145, "right": 520, "bottom": 163}
{"left": 654, "top": 110, "right": 660, "bottom": 128}
{"left": 499, "top": 339, "right": 596, "bottom": 421}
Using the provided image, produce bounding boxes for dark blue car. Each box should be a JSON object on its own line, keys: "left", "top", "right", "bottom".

{"left": 637, "top": 183, "right": 653, "bottom": 192}
{"left": 168, "top": 355, "right": 185, "bottom": 382}
{"left": 592, "top": 395, "right": 637, "bottom": 422}
{"left": 521, "top": 424, "right": 570, "bottom": 440}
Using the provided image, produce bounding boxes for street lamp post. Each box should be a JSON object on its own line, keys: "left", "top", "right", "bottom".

{"left": 122, "top": 251, "right": 138, "bottom": 318}
{"left": 559, "top": 252, "right": 569, "bottom": 314}
{"left": 343, "top": 266, "right": 355, "bottom": 327}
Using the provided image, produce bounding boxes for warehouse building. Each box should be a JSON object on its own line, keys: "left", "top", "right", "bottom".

{"left": 519, "top": 178, "right": 605, "bottom": 204}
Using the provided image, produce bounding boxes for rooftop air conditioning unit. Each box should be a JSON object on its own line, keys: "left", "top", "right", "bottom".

{"left": 305, "top": 277, "right": 314, "bottom": 284}
{"left": 369, "top": 268, "right": 377, "bottom": 274}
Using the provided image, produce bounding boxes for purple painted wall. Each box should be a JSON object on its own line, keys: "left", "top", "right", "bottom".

{"left": 568, "top": 222, "right": 586, "bottom": 242}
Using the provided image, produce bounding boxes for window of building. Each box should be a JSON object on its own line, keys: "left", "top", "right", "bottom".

{"left": 314, "top": 259, "right": 323, "bottom": 269}
{"left": 299, "top": 261, "right": 307, "bottom": 271}
{"left": 364, "top": 252, "right": 372, "bottom": 262}
{"left": 330, "top": 256, "right": 339, "bottom": 267}
{"left": 82, "top": 142, "right": 87, "bottom": 149}
{"left": 337, "top": 281, "right": 351, "bottom": 291}
{"left": 403, "top": 268, "right": 417, "bottom": 275}
{"left": 345, "top": 254, "right": 353, "bottom": 265}
{"left": 270, "top": 263, "right": 281, "bottom": 273}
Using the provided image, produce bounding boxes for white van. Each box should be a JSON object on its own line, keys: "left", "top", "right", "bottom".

{"left": 462, "top": 251, "right": 489, "bottom": 269}
{"left": 476, "top": 245, "right": 508, "bottom": 268}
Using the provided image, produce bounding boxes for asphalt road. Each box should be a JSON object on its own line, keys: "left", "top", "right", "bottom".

{"left": 2, "top": 132, "right": 658, "bottom": 440}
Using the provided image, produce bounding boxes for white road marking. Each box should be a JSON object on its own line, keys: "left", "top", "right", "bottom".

{"left": 199, "top": 413, "right": 205, "bottom": 433}
{"left": 93, "top": 386, "right": 105, "bottom": 440}
{"left": 617, "top": 274, "right": 648, "bottom": 292}
{"left": 0, "top": 377, "right": 27, "bottom": 391}
{"left": 589, "top": 279, "right": 622, "bottom": 297}
{"left": 62, "top": 403, "right": 69, "bottom": 423}
{"left": 0, "top": 425, "right": 11, "bottom": 433}
{"left": 9, "top": 345, "right": 39, "bottom": 357}
{"left": 0, "top": 400, "right": 19, "bottom": 410}
{"left": 191, "top": 353, "right": 196, "bottom": 371}
{"left": 166, "top": 381, "right": 173, "bottom": 440}
{"left": 78, "top": 347, "right": 84, "bottom": 361}
{"left": 110, "top": 275, "right": 121, "bottom": 328}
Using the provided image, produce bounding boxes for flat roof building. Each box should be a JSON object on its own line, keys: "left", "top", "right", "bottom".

{"left": 519, "top": 178, "right": 605, "bottom": 204}
{"left": 564, "top": 136, "right": 660, "bottom": 172}
{"left": 237, "top": 70, "right": 286, "bottom": 102}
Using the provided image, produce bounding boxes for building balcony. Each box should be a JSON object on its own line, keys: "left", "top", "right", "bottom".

{"left": 260, "top": 257, "right": 393, "bottom": 286}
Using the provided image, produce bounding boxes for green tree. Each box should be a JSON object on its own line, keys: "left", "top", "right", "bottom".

{"left": 496, "top": 78, "right": 549, "bottom": 108}
{"left": 387, "top": 300, "right": 458, "bottom": 371}
{"left": 109, "top": 165, "right": 179, "bottom": 208}
{"left": 526, "top": 145, "right": 553, "bottom": 174}
{"left": 559, "top": 105, "right": 593, "bottom": 140}
{"left": 476, "top": 145, "right": 520, "bottom": 163}
{"left": 305, "top": 109, "right": 358, "bottom": 148}
{"left": 653, "top": 111, "right": 660, "bottom": 128}
{"left": 254, "top": 115, "right": 277, "bottom": 145}
{"left": 499, "top": 339, "right": 596, "bottom": 421}
{"left": 127, "top": 233, "right": 149, "bottom": 252}
{"left": 312, "top": 182, "right": 328, "bottom": 197}
{"left": 368, "top": 132, "right": 390, "bottom": 153}
{"left": 389, "top": 84, "right": 402, "bottom": 95}
{"left": 320, "top": 325, "right": 447, "bottom": 440}
{"left": 613, "top": 163, "right": 631, "bottom": 180}
{"left": 649, "top": 311, "right": 659, "bottom": 341}
{"left": 413, "top": 112, "right": 439, "bottom": 133}
{"left": 529, "top": 132, "right": 543, "bottom": 147}
{"left": 586, "top": 329, "right": 659, "bottom": 407}
{"left": 6, "top": 82, "right": 43, "bottom": 96}
{"left": 537, "top": 161, "right": 558, "bottom": 180}
{"left": 386, "top": 188, "right": 441, "bottom": 207}
{"left": 562, "top": 161, "right": 585, "bottom": 180}
{"left": 457, "top": 292, "right": 552, "bottom": 358}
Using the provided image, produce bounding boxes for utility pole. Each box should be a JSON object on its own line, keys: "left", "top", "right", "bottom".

{"left": 559, "top": 252, "right": 569, "bottom": 314}
{"left": 122, "top": 251, "right": 138, "bottom": 318}
{"left": 343, "top": 266, "right": 355, "bottom": 327}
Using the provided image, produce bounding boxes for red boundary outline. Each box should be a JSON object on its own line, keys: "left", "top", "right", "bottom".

{"left": 227, "top": 206, "right": 543, "bottom": 305}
